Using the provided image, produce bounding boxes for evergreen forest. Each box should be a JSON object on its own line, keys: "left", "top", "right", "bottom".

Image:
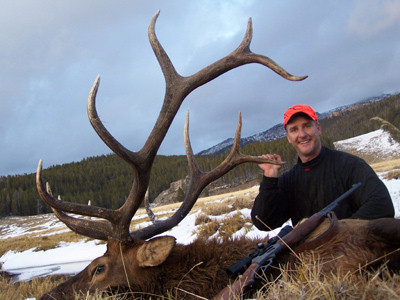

{"left": 1, "top": 94, "right": 399, "bottom": 217}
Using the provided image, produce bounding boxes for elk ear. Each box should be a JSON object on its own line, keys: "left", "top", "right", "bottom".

{"left": 137, "top": 236, "right": 176, "bottom": 267}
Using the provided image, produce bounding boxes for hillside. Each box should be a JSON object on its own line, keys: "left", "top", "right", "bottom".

{"left": 199, "top": 93, "right": 396, "bottom": 155}
{"left": 334, "top": 128, "right": 400, "bottom": 164}
{"left": 0, "top": 93, "right": 399, "bottom": 217}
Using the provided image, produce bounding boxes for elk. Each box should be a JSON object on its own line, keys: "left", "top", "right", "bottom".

{"left": 35, "top": 11, "right": 400, "bottom": 300}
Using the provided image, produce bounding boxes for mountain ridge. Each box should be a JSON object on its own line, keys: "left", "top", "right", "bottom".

{"left": 198, "top": 93, "right": 393, "bottom": 155}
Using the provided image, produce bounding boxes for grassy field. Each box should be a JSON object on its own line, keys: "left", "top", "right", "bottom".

{"left": 1, "top": 160, "right": 400, "bottom": 299}
{"left": 371, "top": 158, "right": 400, "bottom": 171}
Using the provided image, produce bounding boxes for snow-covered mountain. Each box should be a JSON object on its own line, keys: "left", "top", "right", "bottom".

{"left": 198, "top": 123, "right": 286, "bottom": 155}
{"left": 334, "top": 129, "right": 400, "bottom": 164}
{"left": 198, "top": 94, "right": 392, "bottom": 155}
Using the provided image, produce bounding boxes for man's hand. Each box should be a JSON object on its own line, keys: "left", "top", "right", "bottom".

{"left": 258, "top": 154, "right": 282, "bottom": 177}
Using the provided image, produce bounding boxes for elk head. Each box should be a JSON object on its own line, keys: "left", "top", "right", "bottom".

{"left": 36, "top": 11, "right": 306, "bottom": 299}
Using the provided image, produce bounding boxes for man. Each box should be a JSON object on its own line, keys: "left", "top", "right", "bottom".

{"left": 251, "top": 104, "right": 394, "bottom": 231}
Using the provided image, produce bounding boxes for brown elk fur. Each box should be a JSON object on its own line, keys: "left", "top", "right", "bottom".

{"left": 291, "top": 217, "right": 400, "bottom": 275}
{"left": 40, "top": 217, "right": 400, "bottom": 299}
{"left": 40, "top": 236, "right": 265, "bottom": 299}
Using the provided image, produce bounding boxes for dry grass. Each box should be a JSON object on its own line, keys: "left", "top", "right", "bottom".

{"left": 195, "top": 211, "right": 252, "bottom": 239}
{"left": 383, "top": 170, "right": 400, "bottom": 180}
{"left": 195, "top": 192, "right": 256, "bottom": 216}
{"left": 0, "top": 214, "right": 103, "bottom": 257}
{"left": 0, "top": 229, "right": 89, "bottom": 258}
{"left": 195, "top": 195, "right": 254, "bottom": 239}
{"left": 371, "top": 158, "right": 400, "bottom": 173}
{"left": 0, "top": 273, "right": 70, "bottom": 300}
{"left": 371, "top": 158, "right": 400, "bottom": 181}
{"left": 255, "top": 263, "right": 400, "bottom": 300}
{"left": 196, "top": 218, "right": 221, "bottom": 238}
{"left": 218, "top": 212, "right": 252, "bottom": 238}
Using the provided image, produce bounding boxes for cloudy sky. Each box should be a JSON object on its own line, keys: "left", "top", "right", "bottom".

{"left": 1, "top": 0, "right": 400, "bottom": 176}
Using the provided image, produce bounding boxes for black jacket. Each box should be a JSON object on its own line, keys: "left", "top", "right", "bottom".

{"left": 251, "top": 146, "right": 394, "bottom": 231}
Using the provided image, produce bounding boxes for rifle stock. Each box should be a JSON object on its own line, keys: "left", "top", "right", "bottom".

{"left": 212, "top": 182, "right": 362, "bottom": 300}
{"left": 213, "top": 263, "right": 258, "bottom": 300}
{"left": 279, "top": 213, "right": 325, "bottom": 245}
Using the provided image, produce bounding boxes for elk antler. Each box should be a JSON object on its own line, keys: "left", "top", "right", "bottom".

{"left": 36, "top": 11, "right": 306, "bottom": 243}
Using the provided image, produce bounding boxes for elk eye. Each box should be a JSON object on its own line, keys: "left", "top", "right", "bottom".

{"left": 91, "top": 265, "right": 106, "bottom": 276}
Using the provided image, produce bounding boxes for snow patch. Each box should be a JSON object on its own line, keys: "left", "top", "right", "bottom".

{"left": 334, "top": 129, "right": 400, "bottom": 158}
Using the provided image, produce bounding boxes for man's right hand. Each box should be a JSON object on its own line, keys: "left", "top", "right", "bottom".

{"left": 258, "top": 154, "right": 282, "bottom": 178}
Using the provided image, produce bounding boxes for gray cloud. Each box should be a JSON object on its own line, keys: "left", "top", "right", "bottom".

{"left": 1, "top": 0, "right": 400, "bottom": 176}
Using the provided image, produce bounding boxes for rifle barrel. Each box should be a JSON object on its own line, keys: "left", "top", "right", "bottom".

{"left": 320, "top": 182, "right": 361, "bottom": 216}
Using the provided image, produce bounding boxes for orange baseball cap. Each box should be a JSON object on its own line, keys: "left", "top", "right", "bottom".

{"left": 283, "top": 104, "right": 318, "bottom": 128}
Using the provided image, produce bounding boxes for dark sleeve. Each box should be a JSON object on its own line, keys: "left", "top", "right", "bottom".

{"left": 348, "top": 159, "right": 394, "bottom": 219}
{"left": 251, "top": 176, "right": 290, "bottom": 231}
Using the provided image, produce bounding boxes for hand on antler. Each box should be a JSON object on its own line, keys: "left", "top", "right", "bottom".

{"left": 257, "top": 154, "right": 283, "bottom": 177}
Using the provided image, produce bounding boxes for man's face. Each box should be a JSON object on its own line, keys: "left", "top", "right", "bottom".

{"left": 286, "top": 114, "right": 322, "bottom": 162}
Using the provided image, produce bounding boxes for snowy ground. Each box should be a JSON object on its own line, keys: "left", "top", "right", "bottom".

{"left": 1, "top": 129, "right": 400, "bottom": 286}
{"left": 334, "top": 129, "right": 400, "bottom": 161}
{"left": 0, "top": 192, "right": 281, "bottom": 282}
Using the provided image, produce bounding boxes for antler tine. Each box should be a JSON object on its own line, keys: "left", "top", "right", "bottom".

{"left": 198, "top": 112, "right": 285, "bottom": 181}
{"left": 51, "top": 209, "right": 113, "bottom": 241}
{"left": 37, "top": 162, "right": 134, "bottom": 241}
{"left": 184, "top": 111, "right": 201, "bottom": 177}
{"left": 36, "top": 160, "right": 116, "bottom": 220}
{"left": 145, "top": 188, "right": 159, "bottom": 224}
{"left": 148, "top": 10, "right": 180, "bottom": 85}
{"left": 87, "top": 75, "right": 145, "bottom": 229}
{"left": 144, "top": 111, "right": 199, "bottom": 227}
{"left": 87, "top": 75, "right": 139, "bottom": 167}
{"left": 185, "top": 17, "right": 307, "bottom": 90}
{"left": 237, "top": 18, "right": 253, "bottom": 52}
{"left": 132, "top": 112, "right": 284, "bottom": 240}
{"left": 234, "top": 18, "right": 308, "bottom": 82}
{"left": 36, "top": 160, "right": 118, "bottom": 240}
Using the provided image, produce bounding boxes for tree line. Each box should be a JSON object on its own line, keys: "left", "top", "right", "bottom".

{"left": 0, "top": 93, "right": 399, "bottom": 217}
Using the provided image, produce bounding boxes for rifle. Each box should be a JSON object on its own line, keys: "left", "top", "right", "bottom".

{"left": 212, "top": 182, "right": 362, "bottom": 300}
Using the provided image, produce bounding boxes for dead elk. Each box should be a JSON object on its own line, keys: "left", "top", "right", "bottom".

{"left": 38, "top": 220, "right": 400, "bottom": 299}
{"left": 35, "top": 10, "right": 400, "bottom": 300}
{"left": 36, "top": 10, "right": 300, "bottom": 299}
